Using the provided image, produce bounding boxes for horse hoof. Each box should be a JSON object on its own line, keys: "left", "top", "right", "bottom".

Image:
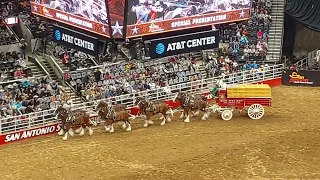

{"left": 143, "top": 124, "right": 148, "bottom": 128}
{"left": 148, "top": 120, "right": 154, "bottom": 125}
{"left": 57, "top": 129, "right": 64, "bottom": 136}
{"left": 62, "top": 137, "right": 68, "bottom": 141}
{"left": 88, "top": 129, "right": 93, "bottom": 136}
{"left": 126, "top": 128, "right": 131, "bottom": 132}
{"left": 160, "top": 122, "right": 165, "bottom": 126}
{"left": 79, "top": 129, "right": 85, "bottom": 136}
{"left": 166, "top": 118, "right": 171, "bottom": 122}
{"left": 184, "top": 119, "right": 190, "bottom": 123}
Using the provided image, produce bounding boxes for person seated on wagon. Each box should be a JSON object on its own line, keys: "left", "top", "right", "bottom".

{"left": 210, "top": 79, "right": 227, "bottom": 98}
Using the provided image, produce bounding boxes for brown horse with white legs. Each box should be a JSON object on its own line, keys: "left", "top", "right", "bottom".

{"left": 55, "top": 106, "right": 95, "bottom": 140}
{"left": 191, "top": 94, "right": 211, "bottom": 120}
{"left": 134, "top": 97, "right": 174, "bottom": 127}
{"left": 172, "top": 92, "right": 193, "bottom": 122}
{"left": 173, "top": 92, "right": 210, "bottom": 122}
{"left": 96, "top": 103, "right": 135, "bottom": 133}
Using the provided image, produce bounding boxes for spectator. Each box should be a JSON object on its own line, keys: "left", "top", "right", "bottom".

{"left": 19, "top": 39, "right": 28, "bottom": 60}
{"left": 257, "top": 29, "right": 263, "bottom": 39}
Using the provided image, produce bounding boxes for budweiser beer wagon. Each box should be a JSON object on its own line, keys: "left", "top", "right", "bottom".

{"left": 210, "top": 84, "right": 272, "bottom": 121}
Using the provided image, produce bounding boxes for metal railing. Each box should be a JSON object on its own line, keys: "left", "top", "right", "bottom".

{"left": 0, "top": 75, "right": 48, "bottom": 86}
{"left": 294, "top": 57, "right": 308, "bottom": 69}
{"left": 0, "top": 63, "right": 284, "bottom": 135}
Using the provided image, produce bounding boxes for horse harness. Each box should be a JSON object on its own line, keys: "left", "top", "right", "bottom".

{"left": 66, "top": 111, "right": 76, "bottom": 124}
{"left": 106, "top": 106, "right": 117, "bottom": 121}
{"left": 182, "top": 93, "right": 194, "bottom": 107}
{"left": 146, "top": 102, "right": 157, "bottom": 113}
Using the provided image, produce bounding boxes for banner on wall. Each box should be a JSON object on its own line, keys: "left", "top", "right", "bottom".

{"left": 126, "top": 0, "right": 251, "bottom": 38}
{"left": 30, "top": 1, "right": 110, "bottom": 37}
{"left": 52, "top": 25, "right": 99, "bottom": 56}
{"left": 282, "top": 70, "right": 320, "bottom": 86}
{"left": 149, "top": 30, "right": 219, "bottom": 58}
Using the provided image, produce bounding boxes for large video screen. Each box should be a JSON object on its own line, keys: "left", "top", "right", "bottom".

{"left": 126, "top": 0, "right": 251, "bottom": 38}
{"left": 30, "top": 0, "right": 110, "bottom": 37}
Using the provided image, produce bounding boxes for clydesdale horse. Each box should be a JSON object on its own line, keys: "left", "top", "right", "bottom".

{"left": 55, "top": 106, "right": 95, "bottom": 140}
{"left": 134, "top": 96, "right": 174, "bottom": 127}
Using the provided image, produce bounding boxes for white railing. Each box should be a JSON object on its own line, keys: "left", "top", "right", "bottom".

{"left": 0, "top": 64, "right": 284, "bottom": 135}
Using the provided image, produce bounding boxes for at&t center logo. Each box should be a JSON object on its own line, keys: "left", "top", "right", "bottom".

{"left": 55, "top": 30, "right": 61, "bottom": 41}
{"left": 155, "top": 43, "right": 165, "bottom": 55}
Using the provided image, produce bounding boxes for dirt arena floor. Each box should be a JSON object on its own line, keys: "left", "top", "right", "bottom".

{"left": 1, "top": 86, "right": 320, "bottom": 180}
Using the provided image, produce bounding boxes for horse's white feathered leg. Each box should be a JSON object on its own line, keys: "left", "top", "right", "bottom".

{"left": 160, "top": 116, "right": 166, "bottom": 126}
{"left": 58, "top": 128, "right": 64, "bottom": 136}
{"left": 201, "top": 112, "right": 207, "bottom": 120}
{"left": 126, "top": 122, "right": 132, "bottom": 131}
{"left": 104, "top": 125, "right": 110, "bottom": 132}
{"left": 75, "top": 127, "right": 82, "bottom": 134}
{"left": 62, "top": 131, "right": 68, "bottom": 140}
{"left": 68, "top": 128, "right": 74, "bottom": 137}
{"left": 143, "top": 120, "right": 149, "bottom": 127}
{"left": 179, "top": 112, "right": 184, "bottom": 119}
{"left": 109, "top": 124, "right": 115, "bottom": 133}
{"left": 86, "top": 126, "right": 93, "bottom": 136}
{"left": 79, "top": 127, "right": 85, "bottom": 136}
{"left": 184, "top": 114, "right": 190, "bottom": 123}
{"left": 121, "top": 122, "right": 126, "bottom": 129}
{"left": 166, "top": 116, "right": 171, "bottom": 122}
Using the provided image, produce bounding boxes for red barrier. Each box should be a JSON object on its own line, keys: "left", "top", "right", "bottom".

{"left": 0, "top": 124, "right": 60, "bottom": 145}
{"left": 0, "top": 78, "right": 282, "bottom": 145}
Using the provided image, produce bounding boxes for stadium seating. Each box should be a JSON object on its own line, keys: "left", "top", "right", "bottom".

{"left": 0, "top": 22, "right": 18, "bottom": 45}
{"left": 216, "top": 0, "right": 271, "bottom": 62}
{"left": 0, "top": 76, "right": 61, "bottom": 118}
{"left": 52, "top": 45, "right": 97, "bottom": 71}
{"left": 0, "top": 51, "right": 32, "bottom": 81}
{"left": 64, "top": 54, "right": 203, "bottom": 100}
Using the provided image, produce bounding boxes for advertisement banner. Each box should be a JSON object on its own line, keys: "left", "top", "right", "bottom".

{"left": 149, "top": 30, "right": 219, "bottom": 58}
{"left": 52, "top": 25, "right": 99, "bottom": 56}
{"left": 282, "top": 70, "right": 320, "bottom": 86}
{"left": 0, "top": 124, "right": 60, "bottom": 145}
{"left": 30, "top": 1, "right": 110, "bottom": 37}
{"left": 126, "top": 0, "right": 251, "bottom": 38}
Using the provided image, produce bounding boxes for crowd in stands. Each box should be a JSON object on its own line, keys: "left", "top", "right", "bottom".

{"left": 53, "top": 45, "right": 96, "bottom": 71}
{"left": 202, "top": 0, "right": 272, "bottom": 79}
{"left": 65, "top": 54, "right": 201, "bottom": 100}
{"left": 0, "top": 76, "right": 61, "bottom": 118}
{"left": 0, "top": 20, "right": 19, "bottom": 45}
{"left": 0, "top": 51, "right": 32, "bottom": 81}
